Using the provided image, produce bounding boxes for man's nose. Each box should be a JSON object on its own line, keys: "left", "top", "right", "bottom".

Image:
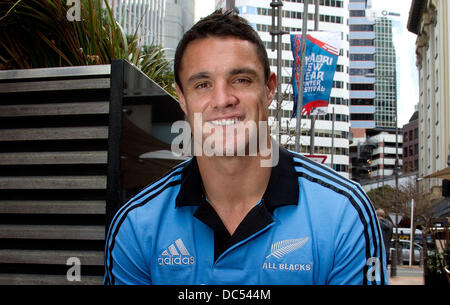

{"left": 211, "top": 82, "right": 239, "bottom": 109}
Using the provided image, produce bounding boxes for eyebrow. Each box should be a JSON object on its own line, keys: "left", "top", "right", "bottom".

{"left": 228, "top": 68, "right": 259, "bottom": 78}
{"left": 187, "top": 72, "right": 211, "bottom": 84}
{"left": 187, "top": 67, "right": 260, "bottom": 85}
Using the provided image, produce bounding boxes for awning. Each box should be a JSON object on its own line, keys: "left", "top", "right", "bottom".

{"left": 424, "top": 166, "right": 450, "bottom": 180}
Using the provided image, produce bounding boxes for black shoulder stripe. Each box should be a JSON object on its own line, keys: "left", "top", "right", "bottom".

{"left": 105, "top": 179, "right": 181, "bottom": 285}
{"left": 128, "top": 161, "right": 189, "bottom": 204}
{"left": 105, "top": 161, "right": 187, "bottom": 245}
{"left": 291, "top": 153, "right": 387, "bottom": 281}
{"left": 104, "top": 161, "right": 186, "bottom": 284}
{"left": 291, "top": 152, "right": 386, "bottom": 271}
{"left": 295, "top": 171, "right": 371, "bottom": 285}
{"left": 293, "top": 160, "right": 386, "bottom": 285}
{"left": 293, "top": 161, "right": 381, "bottom": 257}
{"left": 104, "top": 163, "right": 186, "bottom": 274}
{"left": 293, "top": 152, "right": 379, "bottom": 217}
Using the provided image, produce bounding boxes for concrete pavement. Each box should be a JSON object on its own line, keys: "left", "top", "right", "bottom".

{"left": 388, "top": 265, "right": 424, "bottom": 285}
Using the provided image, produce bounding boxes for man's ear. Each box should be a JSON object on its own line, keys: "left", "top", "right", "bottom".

{"left": 175, "top": 84, "right": 188, "bottom": 115}
{"left": 265, "top": 72, "right": 277, "bottom": 107}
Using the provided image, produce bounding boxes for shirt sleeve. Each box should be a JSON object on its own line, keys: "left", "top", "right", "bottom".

{"left": 104, "top": 212, "right": 152, "bottom": 285}
{"left": 326, "top": 196, "right": 389, "bottom": 285}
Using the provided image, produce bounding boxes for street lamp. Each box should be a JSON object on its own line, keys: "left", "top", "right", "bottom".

{"left": 391, "top": 79, "right": 401, "bottom": 277}
{"left": 410, "top": 177, "right": 423, "bottom": 266}
{"left": 390, "top": 156, "right": 401, "bottom": 277}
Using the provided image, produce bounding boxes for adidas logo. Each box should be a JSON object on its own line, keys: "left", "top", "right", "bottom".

{"left": 157, "top": 238, "right": 195, "bottom": 266}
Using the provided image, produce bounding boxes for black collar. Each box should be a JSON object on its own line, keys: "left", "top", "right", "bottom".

{"left": 175, "top": 146, "right": 299, "bottom": 211}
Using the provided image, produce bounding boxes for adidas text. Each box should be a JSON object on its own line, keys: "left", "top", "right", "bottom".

{"left": 158, "top": 256, "right": 195, "bottom": 266}
{"left": 158, "top": 238, "right": 195, "bottom": 266}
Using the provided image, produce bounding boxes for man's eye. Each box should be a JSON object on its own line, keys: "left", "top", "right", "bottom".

{"left": 195, "top": 82, "right": 210, "bottom": 89}
{"left": 234, "top": 78, "right": 251, "bottom": 85}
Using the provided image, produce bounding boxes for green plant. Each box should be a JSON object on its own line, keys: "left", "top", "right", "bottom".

{"left": 422, "top": 223, "right": 449, "bottom": 285}
{"left": 0, "top": 0, "right": 175, "bottom": 96}
{"left": 427, "top": 249, "right": 446, "bottom": 275}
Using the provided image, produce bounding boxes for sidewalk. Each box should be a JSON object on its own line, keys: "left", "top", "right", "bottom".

{"left": 390, "top": 275, "right": 424, "bottom": 285}
{"left": 388, "top": 265, "right": 424, "bottom": 285}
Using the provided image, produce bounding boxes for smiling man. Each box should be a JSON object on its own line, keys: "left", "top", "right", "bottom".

{"left": 104, "top": 10, "right": 389, "bottom": 285}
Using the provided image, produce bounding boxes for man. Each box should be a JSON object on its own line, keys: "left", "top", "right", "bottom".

{"left": 376, "top": 209, "right": 393, "bottom": 262}
{"left": 105, "top": 10, "right": 388, "bottom": 285}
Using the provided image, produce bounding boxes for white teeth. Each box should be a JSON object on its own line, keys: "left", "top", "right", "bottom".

{"left": 209, "top": 118, "right": 242, "bottom": 126}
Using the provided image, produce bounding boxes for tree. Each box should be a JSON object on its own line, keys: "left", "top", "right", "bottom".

{"left": 367, "top": 185, "right": 409, "bottom": 218}
{"left": 369, "top": 179, "right": 449, "bottom": 282}
{"left": 0, "top": 0, "right": 175, "bottom": 96}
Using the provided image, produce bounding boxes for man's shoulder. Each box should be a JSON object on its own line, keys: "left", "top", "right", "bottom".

{"left": 379, "top": 218, "right": 393, "bottom": 230}
{"left": 287, "top": 149, "right": 365, "bottom": 199}
{"left": 113, "top": 160, "right": 189, "bottom": 221}
{"left": 286, "top": 149, "right": 378, "bottom": 230}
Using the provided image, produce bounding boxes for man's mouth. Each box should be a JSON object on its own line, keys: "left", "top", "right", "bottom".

{"left": 208, "top": 117, "right": 243, "bottom": 126}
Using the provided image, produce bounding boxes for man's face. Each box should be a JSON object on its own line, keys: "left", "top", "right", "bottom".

{"left": 176, "top": 36, "right": 276, "bottom": 156}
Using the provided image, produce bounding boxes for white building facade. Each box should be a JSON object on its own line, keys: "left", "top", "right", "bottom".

{"left": 366, "top": 129, "right": 403, "bottom": 179}
{"left": 223, "top": 0, "right": 351, "bottom": 178}
{"left": 163, "top": 0, "right": 195, "bottom": 59}
{"left": 408, "top": 0, "right": 450, "bottom": 192}
{"left": 108, "top": 0, "right": 166, "bottom": 46}
{"left": 107, "top": 0, "right": 194, "bottom": 59}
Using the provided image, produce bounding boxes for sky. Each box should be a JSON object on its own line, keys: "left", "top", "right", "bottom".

{"left": 194, "top": 0, "right": 419, "bottom": 127}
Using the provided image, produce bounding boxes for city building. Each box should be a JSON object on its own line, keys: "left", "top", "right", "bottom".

{"left": 402, "top": 109, "right": 419, "bottom": 174}
{"left": 348, "top": 0, "right": 376, "bottom": 143}
{"left": 163, "top": 0, "right": 195, "bottom": 59}
{"left": 351, "top": 128, "right": 402, "bottom": 182}
{"left": 217, "top": 0, "right": 351, "bottom": 178}
{"left": 348, "top": 2, "right": 402, "bottom": 181}
{"left": 408, "top": 0, "right": 450, "bottom": 194}
{"left": 373, "top": 14, "right": 398, "bottom": 128}
{"left": 107, "top": 0, "right": 166, "bottom": 46}
{"left": 107, "top": 0, "right": 194, "bottom": 59}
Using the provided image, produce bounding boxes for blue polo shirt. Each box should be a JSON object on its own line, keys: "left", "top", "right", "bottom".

{"left": 104, "top": 147, "right": 388, "bottom": 285}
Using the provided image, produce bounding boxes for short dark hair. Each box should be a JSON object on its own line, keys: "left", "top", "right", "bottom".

{"left": 174, "top": 9, "right": 270, "bottom": 92}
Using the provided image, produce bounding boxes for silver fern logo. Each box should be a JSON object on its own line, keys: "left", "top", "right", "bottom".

{"left": 266, "top": 237, "right": 310, "bottom": 260}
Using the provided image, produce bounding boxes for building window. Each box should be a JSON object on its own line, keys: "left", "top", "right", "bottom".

{"left": 350, "top": 83, "right": 374, "bottom": 90}
{"left": 428, "top": 118, "right": 431, "bottom": 137}
{"left": 436, "top": 69, "right": 439, "bottom": 91}
{"left": 350, "top": 10, "right": 365, "bottom": 17}
{"left": 436, "top": 102, "right": 439, "bottom": 124}
{"left": 436, "top": 136, "right": 439, "bottom": 159}
{"left": 435, "top": 35, "right": 438, "bottom": 58}
{"left": 350, "top": 25, "right": 374, "bottom": 31}
{"left": 350, "top": 54, "right": 374, "bottom": 61}
{"left": 350, "top": 39, "right": 374, "bottom": 46}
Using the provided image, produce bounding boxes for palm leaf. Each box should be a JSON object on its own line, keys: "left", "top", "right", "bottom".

{"left": 0, "top": 0, "right": 175, "bottom": 94}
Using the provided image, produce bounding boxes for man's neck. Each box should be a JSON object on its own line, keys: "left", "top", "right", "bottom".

{"left": 196, "top": 154, "right": 272, "bottom": 235}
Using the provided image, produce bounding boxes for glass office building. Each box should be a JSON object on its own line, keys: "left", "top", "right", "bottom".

{"left": 374, "top": 16, "right": 398, "bottom": 128}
